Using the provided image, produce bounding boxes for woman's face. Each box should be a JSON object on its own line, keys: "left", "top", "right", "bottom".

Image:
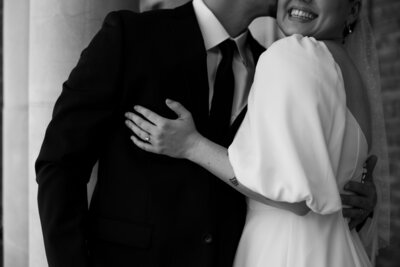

{"left": 276, "top": 0, "right": 357, "bottom": 40}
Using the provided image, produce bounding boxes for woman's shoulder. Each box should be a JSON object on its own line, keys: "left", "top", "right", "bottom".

{"left": 264, "top": 34, "right": 330, "bottom": 58}
{"left": 252, "top": 34, "right": 346, "bottom": 106}
{"left": 257, "top": 34, "right": 340, "bottom": 84}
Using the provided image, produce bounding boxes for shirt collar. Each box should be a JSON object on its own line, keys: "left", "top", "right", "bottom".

{"left": 193, "top": 0, "right": 251, "bottom": 65}
{"left": 233, "top": 31, "right": 251, "bottom": 66}
{"left": 193, "top": 0, "right": 229, "bottom": 50}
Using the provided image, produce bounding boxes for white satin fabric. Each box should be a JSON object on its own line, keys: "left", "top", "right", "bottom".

{"left": 229, "top": 35, "right": 372, "bottom": 267}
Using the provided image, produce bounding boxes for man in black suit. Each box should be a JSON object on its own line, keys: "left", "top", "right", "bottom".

{"left": 36, "top": 0, "right": 378, "bottom": 266}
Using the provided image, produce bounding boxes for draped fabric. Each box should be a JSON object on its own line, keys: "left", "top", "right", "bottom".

{"left": 345, "top": 12, "right": 391, "bottom": 264}
{"left": 229, "top": 35, "right": 373, "bottom": 267}
{"left": 229, "top": 35, "right": 346, "bottom": 215}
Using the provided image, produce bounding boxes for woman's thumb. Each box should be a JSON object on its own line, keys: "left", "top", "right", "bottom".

{"left": 165, "top": 99, "right": 188, "bottom": 118}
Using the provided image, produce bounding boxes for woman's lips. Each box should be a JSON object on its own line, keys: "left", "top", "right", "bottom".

{"left": 288, "top": 7, "right": 318, "bottom": 22}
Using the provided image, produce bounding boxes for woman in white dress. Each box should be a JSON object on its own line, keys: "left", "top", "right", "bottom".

{"left": 124, "top": 0, "right": 389, "bottom": 266}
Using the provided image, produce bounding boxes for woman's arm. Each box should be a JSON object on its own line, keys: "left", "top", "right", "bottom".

{"left": 125, "top": 99, "right": 309, "bottom": 216}
{"left": 187, "top": 131, "right": 310, "bottom": 215}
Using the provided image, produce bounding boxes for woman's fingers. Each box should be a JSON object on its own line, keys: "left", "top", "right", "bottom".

{"left": 165, "top": 99, "right": 190, "bottom": 118}
{"left": 125, "top": 111, "right": 156, "bottom": 134}
{"left": 125, "top": 100, "right": 198, "bottom": 159}
{"left": 133, "top": 105, "right": 165, "bottom": 125}
{"left": 125, "top": 119, "right": 152, "bottom": 142}
{"left": 130, "top": 135, "right": 157, "bottom": 153}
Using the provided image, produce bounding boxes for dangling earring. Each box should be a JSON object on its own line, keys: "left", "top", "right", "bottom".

{"left": 342, "top": 23, "right": 353, "bottom": 44}
{"left": 347, "top": 24, "right": 353, "bottom": 35}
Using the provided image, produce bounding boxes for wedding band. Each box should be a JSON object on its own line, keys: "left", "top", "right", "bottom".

{"left": 144, "top": 136, "right": 151, "bottom": 142}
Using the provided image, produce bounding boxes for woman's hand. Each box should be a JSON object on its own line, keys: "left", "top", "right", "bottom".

{"left": 125, "top": 99, "right": 202, "bottom": 159}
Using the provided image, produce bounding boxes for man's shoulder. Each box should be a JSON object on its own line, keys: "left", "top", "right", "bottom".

{"left": 104, "top": 3, "right": 193, "bottom": 30}
{"left": 101, "top": 10, "right": 167, "bottom": 29}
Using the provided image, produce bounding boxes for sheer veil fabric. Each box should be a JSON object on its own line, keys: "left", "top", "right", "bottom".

{"left": 344, "top": 7, "right": 391, "bottom": 263}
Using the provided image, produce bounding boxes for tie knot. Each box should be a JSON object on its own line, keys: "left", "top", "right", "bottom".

{"left": 218, "top": 39, "right": 237, "bottom": 58}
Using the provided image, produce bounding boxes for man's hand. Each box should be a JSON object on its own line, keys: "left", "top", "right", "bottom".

{"left": 341, "top": 155, "right": 378, "bottom": 230}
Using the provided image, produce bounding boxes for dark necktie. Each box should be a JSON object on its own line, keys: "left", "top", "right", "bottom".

{"left": 209, "top": 39, "right": 236, "bottom": 146}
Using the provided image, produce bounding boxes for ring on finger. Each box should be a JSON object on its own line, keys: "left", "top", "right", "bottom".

{"left": 144, "top": 135, "right": 151, "bottom": 143}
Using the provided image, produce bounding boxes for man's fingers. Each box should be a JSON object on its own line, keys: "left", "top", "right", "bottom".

{"left": 125, "top": 112, "right": 155, "bottom": 133}
{"left": 133, "top": 105, "right": 166, "bottom": 126}
{"left": 364, "top": 155, "right": 378, "bottom": 183}
{"left": 343, "top": 207, "right": 367, "bottom": 230}
{"left": 366, "top": 155, "right": 378, "bottom": 171}
{"left": 341, "top": 156, "right": 378, "bottom": 231}
{"left": 342, "top": 207, "right": 367, "bottom": 219}
{"left": 343, "top": 181, "right": 371, "bottom": 197}
{"left": 340, "top": 194, "right": 370, "bottom": 209}
{"left": 165, "top": 99, "right": 189, "bottom": 118}
{"left": 342, "top": 208, "right": 352, "bottom": 219}
{"left": 348, "top": 220, "right": 361, "bottom": 230}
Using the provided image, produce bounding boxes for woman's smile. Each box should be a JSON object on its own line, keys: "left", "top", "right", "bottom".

{"left": 277, "top": 0, "right": 354, "bottom": 41}
{"left": 288, "top": 7, "right": 318, "bottom": 22}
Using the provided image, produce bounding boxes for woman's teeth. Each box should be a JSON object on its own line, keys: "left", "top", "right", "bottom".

{"left": 290, "top": 9, "right": 317, "bottom": 20}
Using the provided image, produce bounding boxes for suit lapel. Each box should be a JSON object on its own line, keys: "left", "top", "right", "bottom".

{"left": 169, "top": 2, "right": 210, "bottom": 135}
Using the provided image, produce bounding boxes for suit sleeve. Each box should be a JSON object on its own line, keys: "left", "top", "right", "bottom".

{"left": 35, "top": 12, "right": 126, "bottom": 267}
{"left": 228, "top": 35, "right": 347, "bottom": 215}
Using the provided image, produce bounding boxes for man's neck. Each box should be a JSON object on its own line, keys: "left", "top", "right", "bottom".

{"left": 203, "top": 0, "right": 254, "bottom": 38}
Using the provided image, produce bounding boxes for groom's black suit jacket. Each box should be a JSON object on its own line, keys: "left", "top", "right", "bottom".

{"left": 36, "top": 2, "right": 265, "bottom": 267}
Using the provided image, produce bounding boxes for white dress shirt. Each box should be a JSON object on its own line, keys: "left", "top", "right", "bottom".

{"left": 192, "top": 0, "right": 256, "bottom": 124}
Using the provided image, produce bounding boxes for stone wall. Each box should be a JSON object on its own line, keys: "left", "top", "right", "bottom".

{"left": 372, "top": 0, "right": 400, "bottom": 266}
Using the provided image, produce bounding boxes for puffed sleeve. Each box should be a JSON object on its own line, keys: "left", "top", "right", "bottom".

{"left": 228, "top": 35, "right": 347, "bottom": 215}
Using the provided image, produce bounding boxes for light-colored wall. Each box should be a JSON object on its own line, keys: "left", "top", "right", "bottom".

{"left": 3, "top": 1, "right": 139, "bottom": 266}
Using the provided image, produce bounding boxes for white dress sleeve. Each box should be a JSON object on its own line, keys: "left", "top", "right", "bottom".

{"left": 228, "top": 35, "right": 347, "bottom": 215}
